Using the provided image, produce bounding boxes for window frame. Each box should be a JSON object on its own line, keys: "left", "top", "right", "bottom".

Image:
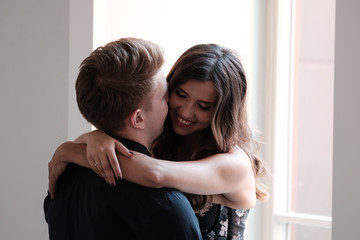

{"left": 263, "top": 0, "right": 333, "bottom": 239}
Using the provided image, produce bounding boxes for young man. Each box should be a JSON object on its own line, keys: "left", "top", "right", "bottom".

{"left": 44, "top": 38, "right": 202, "bottom": 240}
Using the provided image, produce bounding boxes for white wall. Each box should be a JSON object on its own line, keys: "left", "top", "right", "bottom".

{"left": 332, "top": 0, "right": 360, "bottom": 239}
{"left": 93, "top": 0, "right": 257, "bottom": 82}
{"left": 0, "top": 0, "right": 91, "bottom": 239}
{"left": 68, "top": 1, "right": 93, "bottom": 140}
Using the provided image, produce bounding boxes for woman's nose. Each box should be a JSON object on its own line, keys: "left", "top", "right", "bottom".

{"left": 179, "top": 102, "right": 193, "bottom": 118}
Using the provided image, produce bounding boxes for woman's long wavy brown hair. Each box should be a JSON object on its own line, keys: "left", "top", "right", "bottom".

{"left": 151, "top": 44, "right": 268, "bottom": 211}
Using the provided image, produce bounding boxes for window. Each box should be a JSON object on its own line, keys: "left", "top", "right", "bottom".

{"left": 267, "top": 0, "right": 335, "bottom": 239}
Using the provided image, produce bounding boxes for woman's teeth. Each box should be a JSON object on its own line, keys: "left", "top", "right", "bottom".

{"left": 178, "top": 116, "right": 192, "bottom": 125}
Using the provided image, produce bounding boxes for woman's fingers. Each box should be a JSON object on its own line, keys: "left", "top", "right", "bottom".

{"left": 107, "top": 148, "right": 122, "bottom": 181}
{"left": 84, "top": 133, "right": 134, "bottom": 186}
{"left": 99, "top": 151, "right": 116, "bottom": 186}
{"left": 92, "top": 156, "right": 104, "bottom": 178}
{"left": 115, "top": 141, "right": 134, "bottom": 157}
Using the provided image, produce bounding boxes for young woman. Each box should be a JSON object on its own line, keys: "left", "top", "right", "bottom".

{"left": 48, "top": 43, "right": 268, "bottom": 239}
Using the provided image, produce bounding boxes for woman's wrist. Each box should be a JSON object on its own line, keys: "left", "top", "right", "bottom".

{"left": 56, "top": 141, "right": 73, "bottom": 163}
{"left": 129, "top": 154, "right": 166, "bottom": 188}
{"left": 57, "top": 141, "right": 88, "bottom": 166}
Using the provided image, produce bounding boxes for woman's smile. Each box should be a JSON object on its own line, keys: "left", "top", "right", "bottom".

{"left": 176, "top": 113, "right": 194, "bottom": 128}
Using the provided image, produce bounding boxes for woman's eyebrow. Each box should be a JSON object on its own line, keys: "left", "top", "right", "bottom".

{"left": 176, "top": 86, "right": 186, "bottom": 94}
{"left": 199, "top": 100, "right": 216, "bottom": 106}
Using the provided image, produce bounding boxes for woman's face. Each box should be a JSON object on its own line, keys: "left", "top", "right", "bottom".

{"left": 169, "top": 80, "right": 218, "bottom": 137}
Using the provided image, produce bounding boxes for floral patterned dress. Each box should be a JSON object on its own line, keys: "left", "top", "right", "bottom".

{"left": 196, "top": 203, "right": 249, "bottom": 240}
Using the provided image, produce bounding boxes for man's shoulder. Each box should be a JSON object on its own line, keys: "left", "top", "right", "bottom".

{"left": 154, "top": 188, "right": 188, "bottom": 205}
{"left": 58, "top": 163, "right": 104, "bottom": 186}
{"left": 136, "top": 187, "right": 186, "bottom": 204}
{"left": 147, "top": 189, "right": 195, "bottom": 217}
{"left": 124, "top": 187, "right": 192, "bottom": 216}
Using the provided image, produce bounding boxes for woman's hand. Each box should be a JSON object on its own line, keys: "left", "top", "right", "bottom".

{"left": 75, "top": 130, "right": 134, "bottom": 186}
{"left": 48, "top": 141, "right": 88, "bottom": 199}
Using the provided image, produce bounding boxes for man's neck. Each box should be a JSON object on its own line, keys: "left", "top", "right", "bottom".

{"left": 111, "top": 130, "right": 151, "bottom": 150}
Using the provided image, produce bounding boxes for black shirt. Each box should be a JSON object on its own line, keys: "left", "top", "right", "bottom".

{"left": 44, "top": 137, "right": 202, "bottom": 240}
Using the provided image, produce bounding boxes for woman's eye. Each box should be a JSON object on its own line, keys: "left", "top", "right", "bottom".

{"left": 175, "top": 90, "right": 186, "bottom": 98}
{"left": 198, "top": 104, "right": 211, "bottom": 111}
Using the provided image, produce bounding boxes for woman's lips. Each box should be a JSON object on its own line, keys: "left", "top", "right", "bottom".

{"left": 176, "top": 114, "right": 193, "bottom": 128}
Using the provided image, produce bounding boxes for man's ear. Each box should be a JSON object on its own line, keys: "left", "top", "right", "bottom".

{"left": 129, "top": 109, "right": 145, "bottom": 129}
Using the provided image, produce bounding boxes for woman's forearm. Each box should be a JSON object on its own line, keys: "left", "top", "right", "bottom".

{"left": 118, "top": 148, "right": 256, "bottom": 209}
{"left": 159, "top": 156, "right": 251, "bottom": 193}
{"left": 161, "top": 156, "right": 256, "bottom": 209}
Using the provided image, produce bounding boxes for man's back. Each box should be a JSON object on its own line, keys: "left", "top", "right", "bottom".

{"left": 44, "top": 138, "right": 202, "bottom": 240}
